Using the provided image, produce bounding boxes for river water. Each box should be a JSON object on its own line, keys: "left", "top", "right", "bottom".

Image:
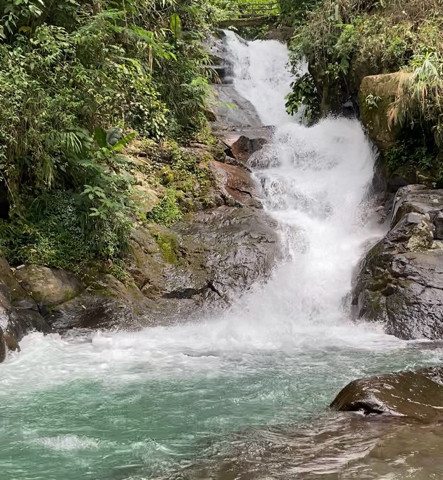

{"left": 1, "top": 34, "right": 442, "bottom": 480}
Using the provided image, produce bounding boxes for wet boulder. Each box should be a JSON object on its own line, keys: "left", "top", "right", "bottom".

{"left": 331, "top": 369, "right": 443, "bottom": 422}
{"left": 0, "top": 257, "right": 51, "bottom": 361}
{"left": 209, "top": 160, "right": 263, "bottom": 208}
{"left": 352, "top": 185, "right": 443, "bottom": 340}
{"left": 128, "top": 206, "right": 280, "bottom": 323}
{"left": 14, "top": 265, "right": 84, "bottom": 308}
{"left": 47, "top": 274, "right": 152, "bottom": 332}
{"left": 219, "top": 127, "right": 273, "bottom": 164}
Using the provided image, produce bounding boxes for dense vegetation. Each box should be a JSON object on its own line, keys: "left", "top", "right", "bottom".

{"left": 285, "top": 0, "right": 443, "bottom": 183}
{"left": 0, "top": 0, "right": 224, "bottom": 270}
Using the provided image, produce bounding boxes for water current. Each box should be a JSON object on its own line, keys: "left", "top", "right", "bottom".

{"left": 1, "top": 33, "right": 442, "bottom": 480}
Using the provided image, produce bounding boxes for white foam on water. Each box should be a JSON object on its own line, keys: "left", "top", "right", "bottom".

{"left": 32, "top": 435, "right": 99, "bottom": 451}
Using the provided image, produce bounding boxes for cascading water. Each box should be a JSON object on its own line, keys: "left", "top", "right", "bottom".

{"left": 1, "top": 34, "right": 442, "bottom": 480}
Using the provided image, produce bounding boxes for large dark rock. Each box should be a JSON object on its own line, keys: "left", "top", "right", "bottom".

{"left": 0, "top": 257, "right": 51, "bottom": 362}
{"left": 48, "top": 274, "right": 152, "bottom": 332}
{"left": 352, "top": 185, "right": 443, "bottom": 340}
{"left": 0, "top": 327, "right": 6, "bottom": 363}
{"left": 219, "top": 127, "right": 273, "bottom": 164}
{"left": 331, "top": 368, "right": 443, "bottom": 422}
{"left": 129, "top": 206, "right": 280, "bottom": 323}
{"left": 47, "top": 206, "right": 280, "bottom": 331}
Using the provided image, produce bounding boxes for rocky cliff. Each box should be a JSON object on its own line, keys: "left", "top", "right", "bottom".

{"left": 352, "top": 185, "right": 443, "bottom": 340}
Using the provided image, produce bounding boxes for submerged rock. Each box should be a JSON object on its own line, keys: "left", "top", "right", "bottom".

{"left": 352, "top": 185, "right": 443, "bottom": 340}
{"left": 331, "top": 368, "right": 443, "bottom": 422}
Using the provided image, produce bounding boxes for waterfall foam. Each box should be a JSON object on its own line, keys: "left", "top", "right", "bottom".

{"left": 223, "top": 30, "right": 296, "bottom": 125}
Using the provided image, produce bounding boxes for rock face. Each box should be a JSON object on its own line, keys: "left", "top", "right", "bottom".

{"left": 0, "top": 257, "right": 51, "bottom": 359}
{"left": 209, "top": 160, "right": 263, "bottom": 208}
{"left": 352, "top": 185, "right": 443, "bottom": 340}
{"left": 0, "top": 200, "right": 279, "bottom": 341}
{"left": 31, "top": 206, "right": 280, "bottom": 333}
{"left": 359, "top": 72, "right": 406, "bottom": 151}
{"left": 331, "top": 367, "right": 443, "bottom": 422}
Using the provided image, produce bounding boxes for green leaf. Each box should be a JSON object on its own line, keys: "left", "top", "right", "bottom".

{"left": 111, "top": 132, "right": 137, "bottom": 152}
{"left": 93, "top": 127, "right": 107, "bottom": 149}
{"left": 170, "top": 14, "right": 182, "bottom": 39}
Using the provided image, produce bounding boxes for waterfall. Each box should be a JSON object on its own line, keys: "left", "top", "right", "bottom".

{"left": 1, "top": 33, "right": 438, "bottom": 480}
{"left": 216, "top": 32, "right": 385, "bottom": 337}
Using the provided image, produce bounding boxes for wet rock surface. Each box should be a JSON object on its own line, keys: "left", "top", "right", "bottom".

{"left": 353, "top": 185, "right": 443, "bottom": 340}
{"left": 45, "top": 206, "right": 279, "bottom": 332}
{"left": 218, "top": 127, "right": 273, "bottom": 164}
{"left": 0, "top": 327, "right": 5, "bottom": 363}
{"left": 0, "top": 198, "right": 279, "bottom": 339}
{"left": 331, "top": 368, "right": 443, "bottom": 421}
{"left": 209, "top": 160, "right": 263, "bottom": 208}
{"left": 0, "top": 257, "right": 50, "bottom": 358}
{"left": 178, "top": 414, "right": 443, "bottom": 480}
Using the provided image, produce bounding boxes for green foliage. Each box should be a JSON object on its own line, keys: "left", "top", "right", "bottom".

{"left": 0, "top": 0, "right": 224, "bottom": 269}
{"left": 0, "top": 192, "right": 94, "bottom": 271}
{"left": 279, "top": 0, "right": 322, "bottom": 25}
{"left": 285, "top": 73, "right": 320, "bottom": 121}
{"left": 0, "top": 129, "right": 137, "bottom": 269}
{"left": 385, "top": 138, "right": 442, "bottom": 186}
{"left": 280, "top": 0, "right": 443, "bottom": 189}
{"left": 389, "top": 53, "right": 443, "bottom": 147}
{"left": 147, "top": 189, "right": 183, "bottom": 226}
{"left": 151, "top": 230, "right": 180, "bottom": 263}
{"left": 365, "top": 94, "right": 381, "bottom": 109}
{"left": 288, "top": 0, "right": 443, "bottom": 109}
{"left": 214, "top": 0, "right": 280, "bottom": 20}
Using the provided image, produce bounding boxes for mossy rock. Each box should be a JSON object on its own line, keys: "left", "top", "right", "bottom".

{"left": 359, "top": 72, "right": 407, "bottom": 151}
{"left": 14, "top": 265, "right": 84, "bottom": 308}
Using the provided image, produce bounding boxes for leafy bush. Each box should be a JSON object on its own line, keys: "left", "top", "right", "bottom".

{"left": 389, "top": 53, "right": 443, "bottom": 147}
{"left": 288, "top": 0, "right": 443, "bottom": 113}
{"left": 147, "top": 189, "right": 183, "bottom": 226}
{"left": 0, "top": 0, "right": 222, "bottom": 269}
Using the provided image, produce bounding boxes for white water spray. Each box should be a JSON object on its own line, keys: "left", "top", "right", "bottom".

{"left": 223, "top": 30, "right": 296, "bottom": 125}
